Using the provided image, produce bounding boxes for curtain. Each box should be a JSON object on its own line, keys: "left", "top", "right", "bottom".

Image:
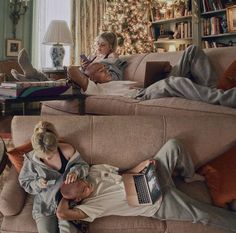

{"left": 32, "top": 0, "right": 71, "bottom": 69}
{"left": 70, "top": 0, "right": 107, "bottom": 65}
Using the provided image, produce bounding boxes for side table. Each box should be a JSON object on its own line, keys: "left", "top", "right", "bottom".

{"left": 42, "top": 67, "right": 66, "bottom": 80}
{"left": 0, "top": 92, "right": 85, "bottom": 116}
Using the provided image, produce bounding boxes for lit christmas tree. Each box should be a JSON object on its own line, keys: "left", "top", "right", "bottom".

{"left": 101, "top": 0, "right": 155, "bottom": 55}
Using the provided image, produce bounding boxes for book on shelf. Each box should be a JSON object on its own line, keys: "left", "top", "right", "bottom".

{"left": 202, "top": 16, "right": 223, "bottom": 36}
{"left": 201, "top": 0, "right": 224, "bottom": 13}
{"left": 1, "top": 80, "right": 68, "bottom": 88}
{"left": 202, "top": 40, "right": 229, "bottom": 48}
{"left": 0, "top": 85, "right": 73, "bottom": 98}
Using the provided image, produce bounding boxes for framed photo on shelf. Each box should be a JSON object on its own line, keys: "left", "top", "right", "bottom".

{"left": 226, "top": 5, "right": 236, "bottom": 32}
{"left": 6, "top": 39, "right": 22, "bottom": 57}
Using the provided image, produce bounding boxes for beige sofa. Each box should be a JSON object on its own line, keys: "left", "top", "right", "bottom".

{"left": 41, "top": 47, "right": 236, "bottom": 117}
{"left": 1, "top": 115, "right": 236, "bottom": 233}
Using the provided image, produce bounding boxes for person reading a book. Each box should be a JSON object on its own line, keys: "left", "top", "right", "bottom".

{"left": 68, "top": 45, "right": 236, "bottom": 108}
{"left": 18, "top": 120, "right": 89, "bottom": 233}
{"left": 56, "top": 139, "right": 236, "bottom": 233}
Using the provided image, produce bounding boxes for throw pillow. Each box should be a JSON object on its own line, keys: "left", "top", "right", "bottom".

{"left": 144, "top": 61, "right": 172, "bottom": 88}
{"left": 198, "top": 143, "right": 236, "bottom": 208}
{"left": 217, "top": 60, "right": 236, "bottom": 90}
{"left": 7, "top": 141, "right": 32, "bottom": 173}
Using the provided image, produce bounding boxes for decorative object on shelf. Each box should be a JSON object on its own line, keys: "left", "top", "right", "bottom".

{"left": 173, "top": 0, "right": 186, "bottom": 17}
{"left": 226, "top": 5, "right": 236, "bottom": 32}
{"left": 6, "top": 39, "right": 22, "bottom": 57}
{"left": 42, "top": 20, "right": 73, "bottom": 68}
{"left": 221, "top": 15, "right": 228, "bottom": 33}
{"left": 9, "top": 0, "right": 30, "bottom": 39}
{"left": 225, "top": 0, "right": 236, "bottom": 6}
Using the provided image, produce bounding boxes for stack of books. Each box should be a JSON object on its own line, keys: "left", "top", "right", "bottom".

{"left": 0, "top": 80, "right": 73, "bottom": 98}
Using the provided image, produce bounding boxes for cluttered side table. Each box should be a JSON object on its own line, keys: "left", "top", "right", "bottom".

{"left": 0, "top": 92, "right": 86, "bottom": 116}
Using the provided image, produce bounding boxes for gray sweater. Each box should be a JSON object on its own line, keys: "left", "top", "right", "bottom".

{"left": 18, "top": 149, "right": 89, "bottom": 219}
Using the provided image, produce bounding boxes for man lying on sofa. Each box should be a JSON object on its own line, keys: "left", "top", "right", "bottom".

{"left": 56, "top": 139, "right": 236, "bottom": 233}
{"left": 12, "top": 45, "right": 236, "bottom": 108}
{"left": 67, "top": 45, "right": 236, "bottom": 108}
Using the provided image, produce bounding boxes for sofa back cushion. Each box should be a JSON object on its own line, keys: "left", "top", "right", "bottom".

{"left": 11, "top": 115, "right": 236, "bottom": 170}
{"left": 122, "top": 47, "right": 236, "bottom": 84}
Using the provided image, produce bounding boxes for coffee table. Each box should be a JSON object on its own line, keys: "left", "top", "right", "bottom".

{"left": 0, "top": 92, "right": 85, "bottom": 116}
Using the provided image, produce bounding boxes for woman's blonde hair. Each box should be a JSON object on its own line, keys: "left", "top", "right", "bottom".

{"left": 31, "top": 121, "right": 58, "bottom": 158}
{"left": 98, "top": 31, "right": 118, "bottom": 52}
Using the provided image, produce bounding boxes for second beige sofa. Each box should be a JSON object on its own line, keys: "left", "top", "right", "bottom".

{"left": 41, "top": 47, "right": 236, "bottom": 117}
{"left": 1, "top": 115, "right": 236, "bottom": 233}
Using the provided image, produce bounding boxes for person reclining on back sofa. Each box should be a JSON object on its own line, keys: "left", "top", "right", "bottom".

{"left": 56, "top": 139, "right": 236, "bottom": 233}
{"left": 68, "top": 45, "right": 236, "bottom": 108}
{"left": 11, "top": 45, "right": 236, "bottom": 108}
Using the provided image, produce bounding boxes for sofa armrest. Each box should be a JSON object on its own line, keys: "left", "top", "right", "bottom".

{"left": 0, "top": 166, "right": 26, "bottom": 216}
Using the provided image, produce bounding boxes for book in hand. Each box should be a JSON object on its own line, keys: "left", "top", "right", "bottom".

{"left": 0, "top": 84, "right": 73, "bottom": 98}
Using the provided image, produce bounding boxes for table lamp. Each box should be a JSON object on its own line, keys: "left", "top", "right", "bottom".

{"left": 42, "top": 20, "right": 73, "bottom": 68}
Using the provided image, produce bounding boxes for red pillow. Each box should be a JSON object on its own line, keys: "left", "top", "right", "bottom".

{"left": 7, "top": 141, "right": 33, "bottom": 173}
{"left": 198, "top": 143, "right": 236, "bottom": 208}
{"left": 217, "top": 60, "right": 236, "bottom": 90}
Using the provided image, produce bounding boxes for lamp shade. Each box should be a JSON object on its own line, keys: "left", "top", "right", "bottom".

{"left": 42, "top": 20, "right": 73, "bottom": 45}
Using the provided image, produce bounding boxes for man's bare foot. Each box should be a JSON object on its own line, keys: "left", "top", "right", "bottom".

{"left": 67, "top": 66, "right": 89, "bottom": 91}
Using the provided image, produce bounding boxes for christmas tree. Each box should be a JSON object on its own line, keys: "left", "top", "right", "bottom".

{"left": 101, "top": 0, "right": 155, "bottom": 55}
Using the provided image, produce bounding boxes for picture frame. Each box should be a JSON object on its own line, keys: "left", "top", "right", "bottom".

{"left": 226, "top": 5, "right": 236, "bottom": 32}
{"left": 6, "top": 39, "right": 22, "bottom": 57}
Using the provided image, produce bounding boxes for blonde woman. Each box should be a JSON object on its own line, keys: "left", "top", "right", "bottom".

{"left": 19, "top": 121, "right": 89, "bottom": 233}
{"left": 81, "top": 31, "right": 119, "bottom": 70}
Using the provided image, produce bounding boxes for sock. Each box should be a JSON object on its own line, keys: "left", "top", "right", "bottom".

{"left": 18, "top": 48, "right": 36, "bottom": 76}
{"left": 11, "top": 69, "right": 49, "bottom": 82}
{"left": 17, "top": 48, "right": 49, "bottom": 81}
{"left": 11, "top": 69, "right": 28, "bottom": 81}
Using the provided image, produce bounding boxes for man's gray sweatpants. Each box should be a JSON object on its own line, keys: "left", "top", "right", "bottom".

{"left": 139, "top": 45, "right": 236, "bottom": 108}
{"left": 153, "top": 139, "right": 236, "bottom": 232}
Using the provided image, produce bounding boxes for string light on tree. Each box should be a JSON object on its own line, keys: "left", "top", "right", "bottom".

{"left": 101, "top": 0, "right": 155, "bottom": 55}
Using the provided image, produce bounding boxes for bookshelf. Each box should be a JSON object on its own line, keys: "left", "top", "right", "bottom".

{"left": 200, "top": 1, "right": 236, "bottom": 48}
{"left": 150, "top": 0, "right": 236, "bottom": 52}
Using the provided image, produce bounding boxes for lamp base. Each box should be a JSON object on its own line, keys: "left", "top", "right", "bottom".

{"left": 50, "top": 44, "right": 65, "bottom": 68}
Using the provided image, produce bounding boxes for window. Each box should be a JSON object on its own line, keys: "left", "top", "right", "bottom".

{"left": 32, "top": 0, "right": 71, "bottom": 69}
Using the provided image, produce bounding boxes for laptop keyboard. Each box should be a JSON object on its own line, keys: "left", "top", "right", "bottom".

{"left": 134, "top": 175, "right": 150, "bottom": 204}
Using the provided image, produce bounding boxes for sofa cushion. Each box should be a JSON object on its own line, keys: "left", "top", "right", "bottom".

{"left": 42, "top": 99, "right": 80, "bottom": 114}
{"left": 0, "top": 167, "right": 26, "bottom": 216}
{"left": 89, "top": 216, "right": 166, "bottom": 233}
{"left": 135, "top": 98, "right": 236, "bottom": 117}
{"left": 217, "top": 60, "right": 236, "bottom": 90}
{"left": 198, "top": 143, "right": 236, "bottom": 208}
{"left": 1, "top": 195, "right": 37, "bottom": 233}
{"left": 166, "top": 220, "right": 231, "bottom": 233}
{"left": 7, "top": 141, "right": 32, "bottom": 173}
{"left": 85, "top": 95, "right": 140, "bottom": 115}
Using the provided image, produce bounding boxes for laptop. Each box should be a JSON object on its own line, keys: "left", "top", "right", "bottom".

{"left": 122, "top": 163, "right": 162, "bottom": 206}
{"left": 144, "top": 61, "right": 171, "bottom": 88}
